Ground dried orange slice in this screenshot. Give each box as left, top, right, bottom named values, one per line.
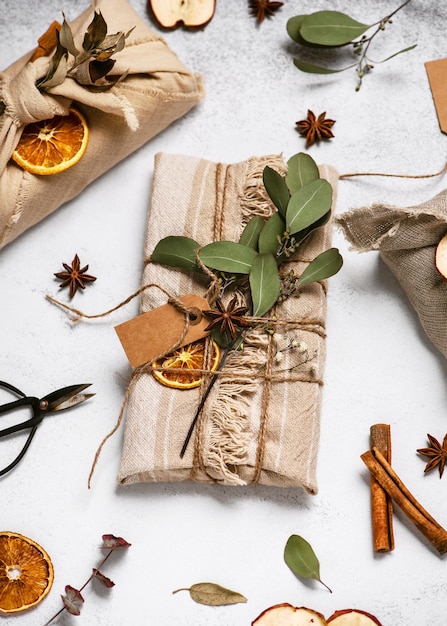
left=152, top=338, right=221, bottom=389
left=0, top=531, right=54, bottom=614
left=12, top=108, right=89, bottom=175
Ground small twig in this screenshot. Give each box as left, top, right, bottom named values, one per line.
left=180, top=344, right=232, bottom=459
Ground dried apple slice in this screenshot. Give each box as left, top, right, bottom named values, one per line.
left=252, top=603, right=328, bottom=625
left=148, top=0, right=216, bottom=29
left=435, top=233, right=447, bottom=280
left=327, top=608, right=383, bottom=626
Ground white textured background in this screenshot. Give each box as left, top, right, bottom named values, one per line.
left=2, top=1, right=447, bottom=625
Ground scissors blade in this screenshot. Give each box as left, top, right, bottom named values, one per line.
left=43, top=384, right=94, bottom=411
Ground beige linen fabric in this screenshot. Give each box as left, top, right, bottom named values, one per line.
left=337, top=192, right=447, bottom=358
left=0, top=0, right=204, bottom=249
left=117, top=153, right=338, bottom=493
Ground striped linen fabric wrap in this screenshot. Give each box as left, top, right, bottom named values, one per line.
left=118, top=152, right=338, bottom=492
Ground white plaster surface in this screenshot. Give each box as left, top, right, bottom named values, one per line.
left=1, top=1, right=447, bottom=625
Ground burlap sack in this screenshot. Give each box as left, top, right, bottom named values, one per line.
left=0, top=0, right=204, bottom=249
left=117, top=153, right=338, bottom=493
left=336, top=191, right=447, bottom=358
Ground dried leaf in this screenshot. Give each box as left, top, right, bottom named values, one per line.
left=297, top=247, right=343, bottom=287
left=95, top=32, right=127, bottom=58
left=62, top=585, right=84, bottom=616
left=101, top=534, right=131, bottom=550
left=300, top=10, right=370, bottom=46
left=88, top=58, right=116, bottom=82
left=286, top=179, right=332, bottom=235
left=258, top=213, right=285, bottom=256
left=263, top=166, right=290, bottom=216
left=93, top=568, right=115, bottom=588
left=151, top=236, right=201, bottom=272
left=83, top=9, right=108, bottom=51
left=285, top=153, right=320, bottom=195
left=199, top=241, right=257, bottom=274
left=249, top=253, right=281, bottom=317
left=36, top=38, right=68, bottom=88
left=239, top=216, right=265, bottom=249
left=173, top=582, right=247, bottom=606
left=59, top=14, right=79, bottom=57
left=284, top=535, right=332, bottom=592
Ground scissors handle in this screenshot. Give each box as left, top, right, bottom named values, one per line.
left=0, top=393, right=43, bottom=477
left=0, top=425, right=39, bottom=477
left=0, top=397, right=43, bottom=437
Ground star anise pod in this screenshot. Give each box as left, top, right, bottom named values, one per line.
left=417, top=433, right=447, bottom=478
left=54, top=254, right=96, bottom=299
left=248, top=0, right=284, bottom=24
left=203, top=296, right=250, bottom=341
left=295, top=110, right=336, bottom=148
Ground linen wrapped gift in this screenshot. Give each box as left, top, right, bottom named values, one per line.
left=117, top=153, right=339, bottom=493
left=0, top=0, right=204, bottom=249
left=337, top=190, right=447, bottom=359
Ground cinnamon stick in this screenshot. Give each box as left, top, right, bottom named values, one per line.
left=361, top=447, right=447, bottom=556
left=369, top=424, right=394, bottom=552
left=29, top=21, right=61, bottom=62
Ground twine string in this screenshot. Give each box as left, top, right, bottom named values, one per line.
left=340, top=161, right=447, bottom=180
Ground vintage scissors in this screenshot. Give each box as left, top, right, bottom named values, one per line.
left=0, top=380, right=94, bottom=477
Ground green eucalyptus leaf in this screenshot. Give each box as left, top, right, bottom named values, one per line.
left=287, top=15, right=339, bottom=48
left=286, top=179, right=332, bottom=235
left=211, top=327, right=244, bottom=350
left=285, top=153, right=320, bottom=195
left=297, top=247, right=343, bottom=287
left=258, top=213, right=285, bottom=256
left=151, top=236, right=201, bottom=272
left=173, top=583, right=247, bottom=606
left=239, top=216, right=265, bottom=250
left=374, top=43, right=417, bottom=64
left=199, top=241, right=257, bottom=274
left=293, top=58, right=348, bottom=74
left=300, top=11, right=370, bottom=46
left=263, top=166, right=290, bottom=216
left=60, top=14, right=79, bottom=57
left=284, top=535, right=332, bottom=592
left=293, top=210, right=331, bottom=248
left=249, top=253, right=281, bottom=317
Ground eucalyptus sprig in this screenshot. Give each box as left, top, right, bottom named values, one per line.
left=37, top=6, right=133, bottom=92
left=287, top=0, right=416, bottom=90
left=151, top=151, right=343, bottom=347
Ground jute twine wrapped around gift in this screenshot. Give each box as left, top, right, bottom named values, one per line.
left=336, top=190, right=447, bottom=358
left=0, top=0, right=204, bottom=249
left=117, top=153, right=338, bottom=492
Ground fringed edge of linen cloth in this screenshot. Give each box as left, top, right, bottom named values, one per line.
left=193, top=155, right=286, bottom=486
left=191, top=156, right=329, bottom=488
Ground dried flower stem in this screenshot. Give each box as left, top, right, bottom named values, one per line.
left=42, top=534, right=131, bottom=626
